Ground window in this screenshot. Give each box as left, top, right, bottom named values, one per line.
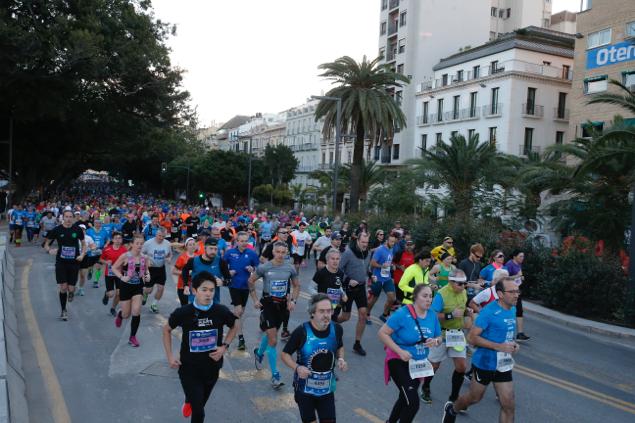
left=395, top=90, right=403, bottom=106
left=523, top=128, right=534, bottom=154
left=468, top=129, right=476, bottom=139
left=392, top=144, right=400, bottom=160
left=488, top=127, right=497, bottom=145
left=347, top=151, right=352, bottom=164
left=623, top=71, right=635, bottom=88
left=584, top=76, right=608, bottom=94
left=436, top=133, right=443, bottom=145
left=374, top=146, right=381, bottom=160
left=491, top=60, right=499, bottom=73
left=437, top=98, right=444, bottom=122
left=587, top=28, right=611, bottom=49
left=506, top=8, right=511, bottom=18
left=562, top=64, right=571, bottom=79
left=557, top=92, right=567, bottom=119
left=582, top=122, right=603, bottom=138
left=380, top=21, right=387, bottom=35
left=526, top=87, right=536, bottom=114
left=452, top=95, right=460, bottom=120
left=422, top=101, right=429, bottom=123
left=469, top=92, right=478, bottom=117
left=451, top=131, right=458, bottom=137
left=381, top=0, right=388, bottom=10
left=329, top=152, right=334, bottom=164
left=543, top=18, right=550, bottom=28
left=398, top=38, right=406, bottom=54
left=456, top=70, right=464, bottom=82
left=555, top=131, right=565, bottom=145
left=499, top=9, right=504, bottom=18
left=420, top=134, right=427, bottom=154
left=397, top=63, right=404, bottom=74
left=400, top=11, right=407, bottom=26
left=627, top=21, right=635, bottom=37
left=321, top=152, right=326, bottom=163
left=491, top=87, right=499, bottom=113
left=491, top=7, right=497, bottom=17
left=442, top=74, right=448, bottom=86
left=473, top=65, right=480, bottom=78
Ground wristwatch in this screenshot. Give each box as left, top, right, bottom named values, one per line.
left=221, top=342, right=230, bottom=349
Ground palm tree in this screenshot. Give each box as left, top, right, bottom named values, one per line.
left=408, top=133, right=513, bottom=219
left=587, top=79, right=635, bottom=115
left=339, top=159, right=385, bottom=210
left=315, top=56, right=408, bottom=212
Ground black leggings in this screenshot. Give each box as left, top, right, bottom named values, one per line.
left=177, top=288, right=189, bottom=306
left=387, top=359, right=420, bottom=423
left=179, top=365, right=219, bottom=423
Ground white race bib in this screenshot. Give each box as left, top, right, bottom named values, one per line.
left=270, top=280, right=288, bottom=298
left=445, top=330, right=466, bottom=348
left=496, top=352, right=514, bottom=372
left=408, top=359, right=434, bottom=379
left=380, top=265, right=391, bottom=278
left=304, top=371, right=332, bottom=396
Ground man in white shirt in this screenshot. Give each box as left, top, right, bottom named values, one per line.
left=291, top=221, right=313, bottom=273
left=311, top=227, right=333, bottom=268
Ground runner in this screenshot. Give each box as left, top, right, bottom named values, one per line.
left=163, top=271, right=239, bottom=423
left=311, top=249, right=347, bottom=318
left=317, top=231, right=341, bottom=270
left=39, top=210, right=57, bottom=247
left=121, top=212, right=138, bottom=245
left=77, top=224, right=97, bottom=296
left=393, top=239, right=416, bottom=306
left=281, top=293, right=348, bottom=423
left=43, top=209, right=86, bottom=321
left=431, top=236, right=457, bottom=264
left=257, top=216, right=273, bottom=255
left=100, top=231, right=127, bottom=316
left=181, top=238, right=230, bottom=305
left=479, top=250, right=505, bottom=287
left=11, top=204, right=24, bottom=247
left=111, top=233, right=151, bottom=347
left=173, top=237, right=197, bottom=306
left=223, top=231, right=260, bottom=351
left=442, top=277, right=520, bottom=423
left=429, top=253, right=456, bottom=290
left=291, top=221, right=313, bottom=272
left=469, top=269, right=509, bottom=313
left=141, top=227, right=173, bottom=312
left=397, top=250, right=432, bottom=305
left=368, top=233, right=398, bottom=323
left=422, top=269, right=473, bottom=404
left=505, top=250, right=530, bottom=341
left=338, top=232, right=372, bottom=356
left=310, top=227, right=332, bottom=268
left=249, top=241, right=300, bottom=389
left=458, top=244, right=485, bottom=305
left=86, top=219, right=110, bottom=288
left=142, top=214, right=162, bottom=241
left=378, top=284, right=441, bottom=423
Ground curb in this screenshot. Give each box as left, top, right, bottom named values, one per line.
left=524, top=300, right=635, bottom=341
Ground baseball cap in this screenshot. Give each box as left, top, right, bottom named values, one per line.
left=204, top=238, right=218, bottom=246
left=331, top=232, right=342, bottom=240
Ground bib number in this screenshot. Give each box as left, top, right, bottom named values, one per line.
left=496, top=352, right=514, bottom=372
left=326, top=288, right=341, bottom=308
left=304, top=371, right=332, bottom=396
left=445, top=330, right=466, bottom=348
left=189, top=329, right=218, bottom=353
left=408, top=359, right=434, bottom=379
left=380, top=265, right=391, bottom=278
left=270, top=280, right=288, bottom=298
left=60, top=246, right=76, bottom=259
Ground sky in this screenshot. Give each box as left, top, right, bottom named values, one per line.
left=151, top=0, right=583, bottom=127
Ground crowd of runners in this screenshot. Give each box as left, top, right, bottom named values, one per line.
left=6, top=188, right=528, bottom=423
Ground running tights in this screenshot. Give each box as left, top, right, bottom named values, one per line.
left=387, top=359, right=420, bottom=423
left=179, top=365, right=219, bottom=423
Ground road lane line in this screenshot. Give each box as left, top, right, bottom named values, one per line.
left=354, top=408, right=384, bottom=423
left=20, top=259, right=73, bottom=423
left=516, top=366, right=635, bottom=415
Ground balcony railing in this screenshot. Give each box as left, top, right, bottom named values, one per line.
left=319, top=163, right=334, bottom=170
left=416, top=115, right=430, bottom=126
left=554, top=107, right=570, bottom=121
left=483, top=103, right=502, bottom=117
left=521, top=103, right=544, bottom=118
left=388, top=22, right=398, bottom=36
left=445, top=110, right=461, bottom=122
left=386, top=48, right=397, bottom=61
left=460, top=107, right=480, bottom=120
left=518, top=145, right=542, bottom=156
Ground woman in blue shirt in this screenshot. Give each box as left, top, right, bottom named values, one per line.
left=379, top=284, right=441, bottom=423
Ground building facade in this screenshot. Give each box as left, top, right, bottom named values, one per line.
left=415, top=27, right=574, bottom=156
left=284, top=101, right=322, bottom=187
left=568, top=0, right=635, bottom=138
left=378, top=0, right=554, bottom=164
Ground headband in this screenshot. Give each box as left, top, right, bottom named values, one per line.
left=449, top=276, right=467, bottom=282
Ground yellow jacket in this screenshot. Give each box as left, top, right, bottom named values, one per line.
left=398, top=263, right=429, bottom=304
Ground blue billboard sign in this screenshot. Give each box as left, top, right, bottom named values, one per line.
left=586, top=41, right=635, bottom=70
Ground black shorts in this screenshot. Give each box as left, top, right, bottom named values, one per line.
left=292, top=254, right=304, bottom=265
left=229, top=288, right=250, bottom=308
left=294, top=391, right=336, bottom=423
left=119, top=282, right=143, bottom=301
left=342, top=287, right=368, bottom=313
left=259, top=298, right=287, bottom=331
left=87, top=255, right=100, bottom=267
left=55, top=260, right=80, bottom=285
left=516, top=295, right=523, bottom=317
left=471, top=365, right=513, bottom=386
left=145, top=266, right=167, bottom=287
left=105, top=276, right=120, bottom=292
left=79, top=256, right=91, bottom=269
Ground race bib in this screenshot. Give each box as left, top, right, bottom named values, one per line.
left=445, top=330, right=466, bottom=348
left=326, top=288, right=341, bottom=307
left=408, top=359, right=434, bottom=379
left=153, top=250, right=165, bottom=261
left=496, top=352, right=514, bottom=372
left=171, top=227, right=178, bottom=233
left=380, top=265, right=391, bottom=278
left=60, top=246, right=76, bottom=259
left=189, top=329, right=218, bottom=353
left=270, top=280, right=288, bottom=298
left=304, top=371, right=332, bottom=396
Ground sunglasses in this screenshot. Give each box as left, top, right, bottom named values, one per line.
left=454, top=282, right=467, bottom=286
left=278, top=231, right=288, bottom=234
left=496, top=254, right=504, bottom=258
left=474, top=254, right=483, bottom=259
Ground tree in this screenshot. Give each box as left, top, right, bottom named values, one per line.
left=408, top=133, right=514, bottom=219
left=367, top=169, right=420, bottom=214
left=587, top=79, right=635, bottom=115
left=339, top=159, right=384, bottom=210
left=315, top=56, right=408, bottom=212
left=263, top=144, right=298, bottom=187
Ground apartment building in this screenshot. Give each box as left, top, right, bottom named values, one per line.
left=415, top=26, right=574, bottom=156
left=377, top=0, right=553, bottom=164
left=284, top=101, right=322, bottom=187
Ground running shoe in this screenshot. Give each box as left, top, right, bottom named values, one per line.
left=68, top=292, right=75, bottom=302
left=150, top=303, right=159, bottom=313
left=142, top=293, right=148, bottom=306
left=366, top=318, right=372, bottom=325
left=128, top=336, right=140, bottom=347
left=181, top=402, right=192, bottom=418
left=110, top=307, right=117, bottom=317
left=78, top=287, right=85, bottom=296
left=516, top=333, right=530, bottom=341
left=379, top=314, right=388, bottom=323
left=254, top=348, right=264, bottom=370
left=237, top=337, right=246, bottom=351
left=102, top=293, right=108, bottom=306
left=60, top=310, right=68, bottom=321
left=421, top=386, right=432, bottom=404
left=88, top=269, right=93, bottom=280
left=442, top=401, right=457, bottom=423
left=281, top=329, right=290, bottom=342
left=271, top=372, right=284, bottom=390
left=353, top=343, right=367, bottom=356
left=115, top=312, right=122, bottom=328
left=93, top=281, right=99, bottom=288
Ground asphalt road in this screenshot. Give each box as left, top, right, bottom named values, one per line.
left=11, top=242, right=635, bottom=423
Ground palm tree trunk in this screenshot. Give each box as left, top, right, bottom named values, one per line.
left=349, top=123, right=365, bottom=213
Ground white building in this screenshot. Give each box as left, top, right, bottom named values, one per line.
left=415, top=26, right=574, bottom=156
left=549, top=10, right=577, bottom=34
left=284, top=101, right=323, bottom=187
left=378, top=0, right=553, bottom=164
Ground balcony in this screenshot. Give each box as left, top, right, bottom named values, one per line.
left=386, top=48, right=398, bottom=62
left=297, top=165, right=318, bottom=173
left=483, top=103, right=502, bottom=117
left=521, top=103, right=544, bottom=118
left=518, top=145, right=542, bottom=156
left=388, top=21, right=398, bottom=36
left=554, top=107, right=570, bottom=122
left=389, top=0, right=399, bottom=10
left=416, top=114, right=430, bottom=126
left=445, top=110, right=461, bottom=122
left=319, top=163, right=334, bottom=170
left=460, top=107, right=480, bottom=120
left=380, top=154, right=392, bottom=164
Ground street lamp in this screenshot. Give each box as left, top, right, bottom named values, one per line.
left=1, top=116, right=13, bottom=207
left=311, top=95, right=341, bottom=213
left=234, top=133, right=253, bottom=210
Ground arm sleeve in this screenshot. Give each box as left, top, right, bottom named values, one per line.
left=182, top=258, right=194, bottom=282
left=398, top=266, right=416, bottom=294
left=220, top=259, right=231, bottom=279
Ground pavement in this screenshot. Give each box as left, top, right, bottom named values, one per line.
left=6, top=239, right=635, bottom=423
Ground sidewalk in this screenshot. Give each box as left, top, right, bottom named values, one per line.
left=524, top=300, right=635, bottom=341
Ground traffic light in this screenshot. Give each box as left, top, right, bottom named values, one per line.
left=161, top=162, right=167, bottom=173
left=199, top=192, right=204, bottom=199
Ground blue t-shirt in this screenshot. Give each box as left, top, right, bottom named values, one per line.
left=387, top=305, right=441, bottom=360
left=223, top=247, right=260, bottom=290
left=259, top=222, right=273, bottom=240
left=479, top=264, right=500, bottom=286
left=372, top=244, right=394, bottom=282
left=86, top=228, right=110, bottom=250
left=471, top=301, right=516, bottom=371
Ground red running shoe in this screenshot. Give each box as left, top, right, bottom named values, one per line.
left=182, top=402, right=192, bottom=418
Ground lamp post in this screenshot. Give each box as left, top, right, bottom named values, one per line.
left=311, top=95, right=341, bottom=213
left=235, top=134, right=253, bottom=210
left=0, top=116, right=13, bottom=208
